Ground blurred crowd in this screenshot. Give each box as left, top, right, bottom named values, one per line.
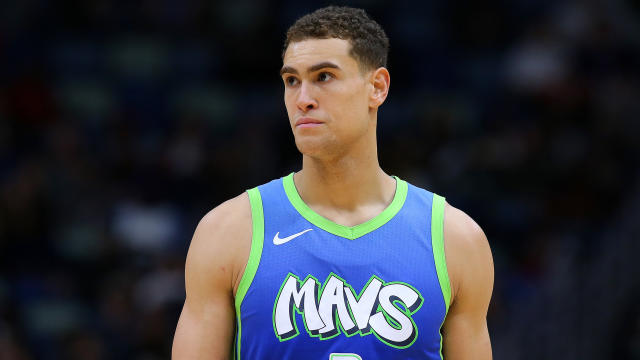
left=1, top=0, right=639, bottom=359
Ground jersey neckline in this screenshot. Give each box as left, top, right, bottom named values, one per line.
left=282, top=172, right=408, bottom=240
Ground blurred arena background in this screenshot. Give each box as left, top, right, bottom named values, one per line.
left=1, top=0, right=639, bottom=359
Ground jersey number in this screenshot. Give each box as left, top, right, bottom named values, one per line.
left=329, top=354, right=362, bottom=360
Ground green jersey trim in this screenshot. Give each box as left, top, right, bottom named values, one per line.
left=234, top=187, right=265, bottom=360
left=282, top=172, right=408, bottom=240
left=431, top=193, right=450, bottom=360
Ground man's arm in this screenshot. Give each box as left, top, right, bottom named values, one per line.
left=172, top=193, right=252, bottom=359
left=441, top=203, right=494, bottom=360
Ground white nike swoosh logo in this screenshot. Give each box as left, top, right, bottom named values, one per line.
left=273, top=229, right=313, bottom=245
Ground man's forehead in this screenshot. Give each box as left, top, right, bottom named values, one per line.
left=282, top=38, right=355, bottom=70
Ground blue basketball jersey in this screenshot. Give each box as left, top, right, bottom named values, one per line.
left=234, top=173, right=451, bottom=360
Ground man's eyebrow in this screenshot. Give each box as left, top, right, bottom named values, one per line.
left=308, top=61, right=341, bottom=73
left=279, top=61, right=341, bottom=76
left=279, top=66, right=298, bottom=76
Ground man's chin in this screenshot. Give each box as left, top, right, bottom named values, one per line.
left=295, top=138, right=334, bottom=159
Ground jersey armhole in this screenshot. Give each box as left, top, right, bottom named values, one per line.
left=234, top=187, right=265, bottom=360
left=235, top=187, right=264, bottom=308
left=431, top=194, right=452, bottom=315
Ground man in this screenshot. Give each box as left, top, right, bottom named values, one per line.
left=172, top=6, right=493, bottom=360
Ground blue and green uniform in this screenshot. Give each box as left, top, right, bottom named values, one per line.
left=234, top=173, right=451, bottom=360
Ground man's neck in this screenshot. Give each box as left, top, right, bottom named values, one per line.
left=293, top=145, right=396, bottom=226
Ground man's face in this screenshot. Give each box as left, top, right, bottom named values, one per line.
left=281, top=38, right=374, bottom=159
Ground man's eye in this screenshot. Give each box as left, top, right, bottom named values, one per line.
left=318, top=72, right=333, bottom=82
left=285, top=77, right=298, bottom=86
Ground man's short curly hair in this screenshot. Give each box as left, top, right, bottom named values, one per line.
left=283, top=6, right=389, bottom=72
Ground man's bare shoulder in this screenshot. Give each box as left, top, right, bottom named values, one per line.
left=443, top=202, right=494, bottom=305
left=196, top=192, right=252, bottom=242
left=186, top=192, right=252, bottom=294
left=443, top=202, right=488, bottom=251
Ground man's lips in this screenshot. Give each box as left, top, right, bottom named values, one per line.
left=295, top=117, right=324, bottom=128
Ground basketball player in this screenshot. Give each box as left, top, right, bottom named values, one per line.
left=172, top=6, right=493, bottom=360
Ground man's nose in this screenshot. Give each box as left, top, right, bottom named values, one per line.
left=296, top=82, right=318, bottom=112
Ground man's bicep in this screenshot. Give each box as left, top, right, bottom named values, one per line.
left=173, top=292, right=236, bottom=359
left=442, top=302, right=492, bottom=360
left=172, top=200, right=249, bottom=359
left=441, top=204, right=494, bottom=360
left=441, top=248, right=493, bottom=360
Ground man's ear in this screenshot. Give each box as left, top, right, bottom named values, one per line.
left=369, top=67, right=390, bottom=108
